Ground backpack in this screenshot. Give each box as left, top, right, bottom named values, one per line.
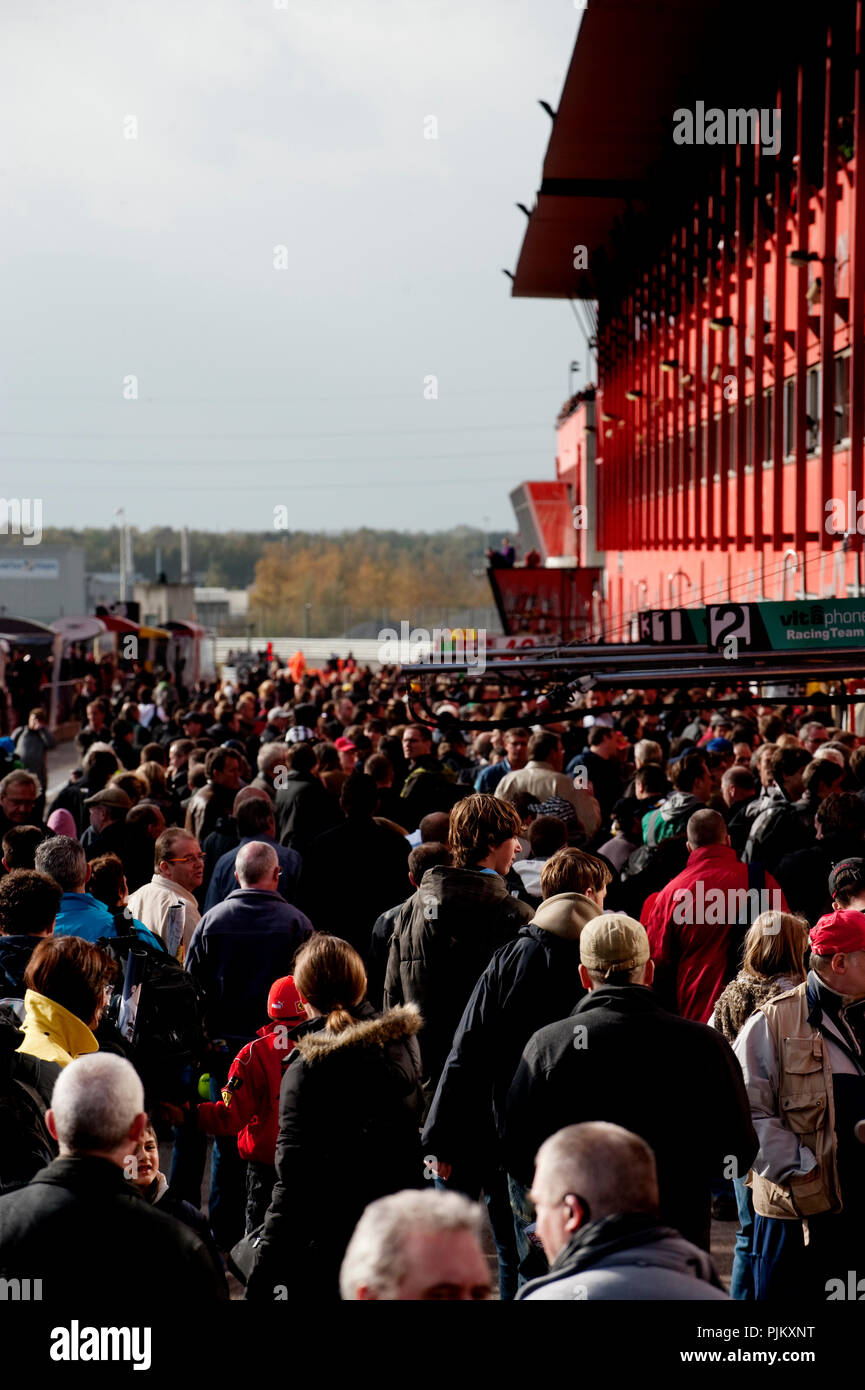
left=99, top=918, right=204, bottom=1078
left=0, top=1074, right=56, bottom=1192
left=0, top=1017, right=57, bottom=1192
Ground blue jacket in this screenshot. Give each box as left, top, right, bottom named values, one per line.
left=473, top=759, right=511, bottom=794
left=203, top=836, right=302, bottom=913
left=53, top=892, right=162, bottom=951
left=185, top=888, right=314, bottom=1045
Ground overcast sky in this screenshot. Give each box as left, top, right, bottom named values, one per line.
left=1, top=0, right=587, bottom=537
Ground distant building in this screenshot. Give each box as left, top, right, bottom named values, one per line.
left=87, top=571, right=135, bottom=611
left=134, top=581, right=196, bottom=626
left=194, top=587, right=249, bottom=628
left=0, top=546, right=86, bottom=622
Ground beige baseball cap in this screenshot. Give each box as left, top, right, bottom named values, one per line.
left=579, top=912, right=650, bottom=975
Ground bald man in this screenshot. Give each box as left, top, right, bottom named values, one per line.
left=186, top=842, right=314, bottom=1048
left=644, top=809, right=787, bottom=1022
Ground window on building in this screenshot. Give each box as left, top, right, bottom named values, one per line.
left=728, top=405, right=737, bottom=475
left=784, top=379, right=795, bottom=458
left=806, top=368, right=820, bottom=455
left=744, top=397, right=754, bottom=472
left=835, top=354, right=851, bottom=445
left=764, top=387, right=774, bottom=464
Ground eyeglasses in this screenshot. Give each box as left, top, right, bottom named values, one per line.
left=166, top=853, right=204, bottom=864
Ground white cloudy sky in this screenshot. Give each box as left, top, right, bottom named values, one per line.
left=1, top=0, right=587, bottom=535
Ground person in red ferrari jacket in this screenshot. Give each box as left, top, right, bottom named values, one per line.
left=644, top=809, right=787, bottom=1023
left=196, top=975, right=307, bottom=1232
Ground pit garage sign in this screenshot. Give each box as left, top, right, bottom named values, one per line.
left=706, top=601, right=865, bottom=652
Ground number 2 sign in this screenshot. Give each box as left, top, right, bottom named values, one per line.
left=707, top=604, right=754, bottom=655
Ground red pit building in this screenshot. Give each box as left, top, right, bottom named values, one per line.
left=497, top=0, right=865, bottom=642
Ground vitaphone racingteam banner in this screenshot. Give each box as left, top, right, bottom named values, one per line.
left=638, top=602, right=865, bottom=652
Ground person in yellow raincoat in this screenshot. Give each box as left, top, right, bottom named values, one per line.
left=16, top=935, right=114, bottom=1068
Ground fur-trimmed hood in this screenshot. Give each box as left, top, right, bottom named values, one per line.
left=294, top=1004, right=422, bottom=1064
left=711, top=971, right=799, bottom=1044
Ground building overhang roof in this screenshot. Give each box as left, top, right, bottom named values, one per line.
left=511, top=0, right=781, bottom=299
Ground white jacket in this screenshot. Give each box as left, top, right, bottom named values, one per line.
left=127, top=875, right=201, bottom=960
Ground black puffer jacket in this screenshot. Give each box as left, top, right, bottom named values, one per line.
left=384, top=865, right=533, bottom=1102
left=246, top=1002, right=424, bottom=1301
left=742, top=783, right=811, bottom=869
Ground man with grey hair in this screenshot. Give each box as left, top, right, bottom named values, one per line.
left=340, top=1189, right=492, bottom=1301
left=0, top=769, right=46, bottom=838
left=634, top=738, right=663, bottom=768
left=504, top=913, right=756, bottom=1251
left=36, top=835, right=161, bottom=949
left=250, top=740, right=288, bottom=802
left=187, top=841, right=313, bottom=1046
left=518, top=1122, right=728, bottom=1300
left=0, top=1054, right=226, bottom=1300
left=185, top=839, right=313, bottom=1250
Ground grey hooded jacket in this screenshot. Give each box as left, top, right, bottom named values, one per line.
left=518, top=1213, right=729, bottom=1301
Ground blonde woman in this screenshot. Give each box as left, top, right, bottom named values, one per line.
left=246, top=935, right=424, bottom=1301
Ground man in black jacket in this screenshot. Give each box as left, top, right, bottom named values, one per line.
left=424, top=848, right=608, bottom=1181
left=384, top=794, right=533, bottom=1106
left=0, top=869, right=61, bottom=998
left=274, top=741, right=341, bottom=857
left=298, top=774, right=410, bottom=954
left=398, top=725, right=465, bottom=832
left=0, top=1052, right=226, bottom=1301
left=742, top=745, right=812, bottom=869
left=504, top=912, right=757, bottom=1251
left=422, top=848, right=607, bottom=1299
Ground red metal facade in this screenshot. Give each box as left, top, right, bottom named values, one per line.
left=509, top=1, right=865, bottom=640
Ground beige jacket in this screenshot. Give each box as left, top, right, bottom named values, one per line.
left=495, top=760, right=601, bottom=840
left=735, top=982, right=844, bottom=1219
left=127, top=874, right=201, bottom=960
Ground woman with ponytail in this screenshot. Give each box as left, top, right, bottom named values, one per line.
left=246, top=935, right=424, bottom=1300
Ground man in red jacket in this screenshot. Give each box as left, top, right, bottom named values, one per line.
left=644, top=809, right=787, bottom=1023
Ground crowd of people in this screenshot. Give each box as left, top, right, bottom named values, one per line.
left=0, top=654, right=864, bottom=1303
